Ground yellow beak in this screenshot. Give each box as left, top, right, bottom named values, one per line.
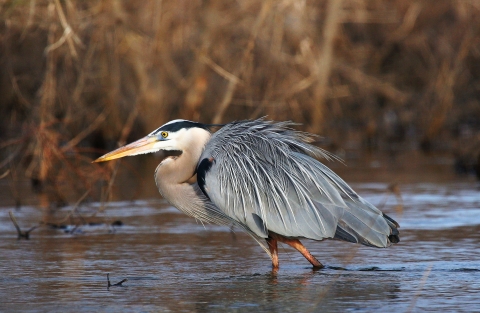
left=93, top=136, right=158, bottom=163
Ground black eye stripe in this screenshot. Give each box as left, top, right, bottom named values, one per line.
left=151, top=121, right=210, bottom=134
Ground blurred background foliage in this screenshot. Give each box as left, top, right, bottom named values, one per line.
left=1, top=0, right=479, bottom=208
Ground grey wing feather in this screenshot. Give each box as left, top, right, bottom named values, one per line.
left=179, top=182, right=273, bottom=256
left=198, top=119, right=398, bottom=247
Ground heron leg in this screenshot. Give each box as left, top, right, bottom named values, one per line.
left=270, top=233, right=324, bottom=269
left=266, top=236, right=279, bottom=270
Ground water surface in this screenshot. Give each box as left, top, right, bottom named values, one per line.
left=1, top=178, right=479, bottom=312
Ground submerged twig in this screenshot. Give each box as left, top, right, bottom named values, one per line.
left=9, top=211, right=38, bottom=239
left=107, top=273, right=128, bottom=289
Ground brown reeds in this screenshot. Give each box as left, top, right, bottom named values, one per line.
left=1, top=0, right=480, bottom=207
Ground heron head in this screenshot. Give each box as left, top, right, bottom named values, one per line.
left=93, top=119, right=212, bottom=163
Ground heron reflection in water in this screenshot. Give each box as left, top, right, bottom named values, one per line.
left=94, top=119, right=399, bottom=270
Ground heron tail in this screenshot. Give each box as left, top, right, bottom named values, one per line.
left=333, top=200, right=400, bottom=247
left=383, top=213, right=400, bottom=244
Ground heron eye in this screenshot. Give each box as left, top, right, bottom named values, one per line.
left=161, top=131, right=168, bottom=138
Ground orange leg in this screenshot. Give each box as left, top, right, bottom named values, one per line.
left=266, top=237, right=279, bottom=270
left=269, top=232, right=324, bottom=269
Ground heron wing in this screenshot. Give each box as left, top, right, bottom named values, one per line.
left=198, top=119, right=396, bottom=247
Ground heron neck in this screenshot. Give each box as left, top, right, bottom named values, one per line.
left=154, top=128, right=211, bottom=198
left=154, top=147, right=207, bottom=213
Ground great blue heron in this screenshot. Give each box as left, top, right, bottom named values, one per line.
left=94, top=119, right=399, bottom=269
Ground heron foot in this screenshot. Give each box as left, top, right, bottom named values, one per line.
left=268, top=232, right=324, bottom=269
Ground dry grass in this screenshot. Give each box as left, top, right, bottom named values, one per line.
left=1, top=0, right=480, bottom=207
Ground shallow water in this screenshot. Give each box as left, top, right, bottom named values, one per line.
left=1, top=178, right=480, bottom=312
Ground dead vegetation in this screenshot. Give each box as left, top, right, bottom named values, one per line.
left=1, top=0, right=480, bottom=207
left=8, top=210, right=37, bottom=239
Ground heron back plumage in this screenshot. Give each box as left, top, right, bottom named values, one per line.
left=197, top=119, right=399, bottom=248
